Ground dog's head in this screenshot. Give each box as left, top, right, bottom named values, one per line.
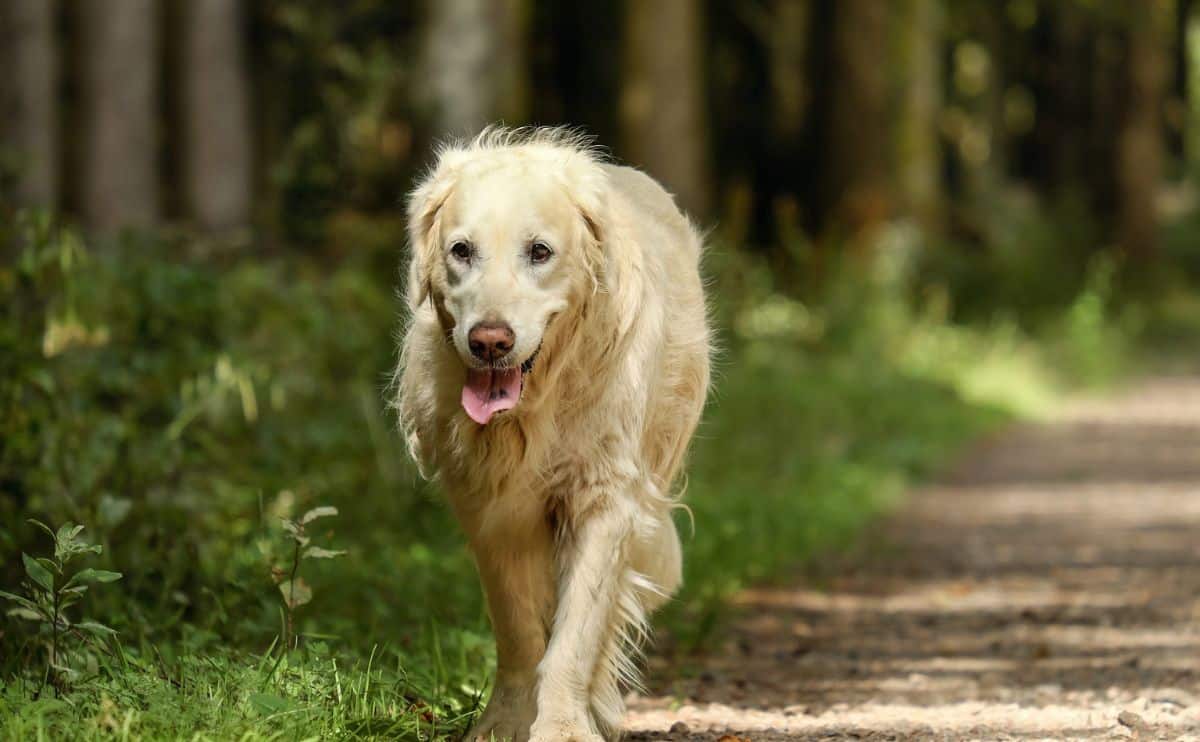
left=405, top=129, right=614, bottom=425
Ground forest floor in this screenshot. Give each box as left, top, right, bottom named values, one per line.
left=625, top=375, right=1200, bottom=741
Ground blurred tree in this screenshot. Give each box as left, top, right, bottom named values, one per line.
left=823, top=0, right=891, bottom=240
left=181, top=0, right=253, bottom=233
left=763, top=0, right=812, bottom=241
left=1043, top=3, right=1092, bottom=197
left=1190, top=1, right=1200, bottom=165
left=943, top=0, right=1012, bottom=239
left=763, top=0, right=811, bottom=149
left=0, top=0, right=58, bottom=209
left=530, top=2, right=621, bottom=145
left=893, top=0, right=945, bottom=230
left=0, top=0, right=1189, bottom=263
left=252, top=0, right=417, bottom=248
left=975, top=3, right=1012, bottom=190
left=79, top=0, right=160, bottom=232
left=620, top=0, right=712, bottom=218
left=1170, top=0, right=1193, bottom=162
left=1117, top=0, right=1175, bottom=258
left=418, top=0, right=529, bottom=138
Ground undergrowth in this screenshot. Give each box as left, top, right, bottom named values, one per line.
left=0, top=209, right=1147, bottom=739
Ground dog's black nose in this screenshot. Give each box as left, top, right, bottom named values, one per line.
left=469, top=321, right=515, bottom=362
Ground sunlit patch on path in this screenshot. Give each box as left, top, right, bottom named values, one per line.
left=626, top=376, right=1200, bottom=740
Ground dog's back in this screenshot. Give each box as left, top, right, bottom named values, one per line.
left=604, top=163, right=711, bottom=497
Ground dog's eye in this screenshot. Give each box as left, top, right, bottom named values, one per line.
left=529, top=241, right=553, bottom=264
left=449, top=240, right=473, bottom=263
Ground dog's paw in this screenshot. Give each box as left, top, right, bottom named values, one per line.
left=466, top=715, right=532, bottom=742
left=527, top=717, right=604, bottom=742
left=465, top=721, right=528, bottom=742
left=466, top=693, right=537, bottom=742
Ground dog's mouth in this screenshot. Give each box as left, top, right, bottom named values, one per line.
left=460, top=347, right=540, bottom=425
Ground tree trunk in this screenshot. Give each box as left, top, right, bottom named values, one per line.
left=1169, top=0, right=1192, bottom=162
left=620, top=0, right=712, bottom=218
left=893, top=0, right=944, bottom=230
left=823, top=0, right=891, bottom=239
left=1117, top=0, right=1174, bottom=259
left=180, top=0, right=252, bottom=233
left=1045, top=5, right=1091, bottom=196
left=765, top=0, right=811, bottom=147
left=79, top=0, right=160, bottom=232
left=0, top=0, right=59, bottom=209
left=419, top=0, right=529, bottom=139
left=763, top=0, right=811, bottom=241
left=1186, top=0, right=1200, bottom=166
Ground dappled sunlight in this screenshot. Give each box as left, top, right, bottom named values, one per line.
left=628, top=700, right=1197, bottom=738
left=737, top=579, right=1147, bottom=615
left=630, top=375, right=1200, bottom=738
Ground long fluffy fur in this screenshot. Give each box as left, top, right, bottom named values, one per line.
left=394, top=126, right=711, bottom=740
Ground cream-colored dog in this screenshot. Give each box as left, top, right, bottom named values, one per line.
left=394, top=127, right=710, bottom=741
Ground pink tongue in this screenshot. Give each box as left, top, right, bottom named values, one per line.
left=461, top=367, right=523, bottom=424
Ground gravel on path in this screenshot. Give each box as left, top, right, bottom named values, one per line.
left=625, top=377, right=1200, bottom=741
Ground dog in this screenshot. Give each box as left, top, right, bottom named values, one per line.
left=394, top=127, right=710, bottom=741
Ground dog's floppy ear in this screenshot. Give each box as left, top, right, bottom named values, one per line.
left=405, top=155, right=461, bottom=310
left=572, top=172, right=644, bottom=341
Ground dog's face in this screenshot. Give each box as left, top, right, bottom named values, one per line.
left=410, top=161, right=599, bottom=425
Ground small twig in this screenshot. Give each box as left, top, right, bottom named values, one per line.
left=34, top=588, right=61, bottom=699
left=286, top=536, right=301, bottom=651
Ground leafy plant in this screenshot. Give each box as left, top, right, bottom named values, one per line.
left=273, top=505, right=346, bottom=651
left=0, top=520, right=122, bottom=697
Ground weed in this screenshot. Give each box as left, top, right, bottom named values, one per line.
left=273, top=506, right=346, bottom=651
left=0, top=521, right=122, bottom=697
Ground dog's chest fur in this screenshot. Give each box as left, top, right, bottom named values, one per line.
left=440, top=409, right=630, bottom=541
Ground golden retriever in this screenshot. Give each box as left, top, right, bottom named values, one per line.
left=394, top=127, right=710, bottom=741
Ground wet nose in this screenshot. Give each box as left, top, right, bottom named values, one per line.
left=468, top=321, right=515, bottom=362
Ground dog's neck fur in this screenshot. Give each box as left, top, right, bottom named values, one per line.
left=435, top=277, right=638, bottom=505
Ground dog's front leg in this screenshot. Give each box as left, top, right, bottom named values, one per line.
left=530, top=493, right=639, bottom=742
left=466, top=528, right=556, bottom=742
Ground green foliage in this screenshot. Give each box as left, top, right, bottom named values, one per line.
left=1163, top=174, right=1200, bottom=283
left=0, top=636, right=488, bottom=741
left=275, top=505, right=346, bottom=650
left=917, top=197, right=1108, bottom=326
left=0, top=211, right=425, bottom=649
left=1, top=210, right=487, bottom=736
left=1045, top=255, right=1141, bottom=384
left=1, top=520, right=122, bottom=698
left=257, top=1, right=418, bottom=246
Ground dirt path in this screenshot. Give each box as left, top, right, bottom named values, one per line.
left=625, top=376, right=1200, bottom=740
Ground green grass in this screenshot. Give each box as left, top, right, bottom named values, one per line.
left=0, top=214, right=1141, bottom=739
left=1, top=642, right=485, bottom=740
